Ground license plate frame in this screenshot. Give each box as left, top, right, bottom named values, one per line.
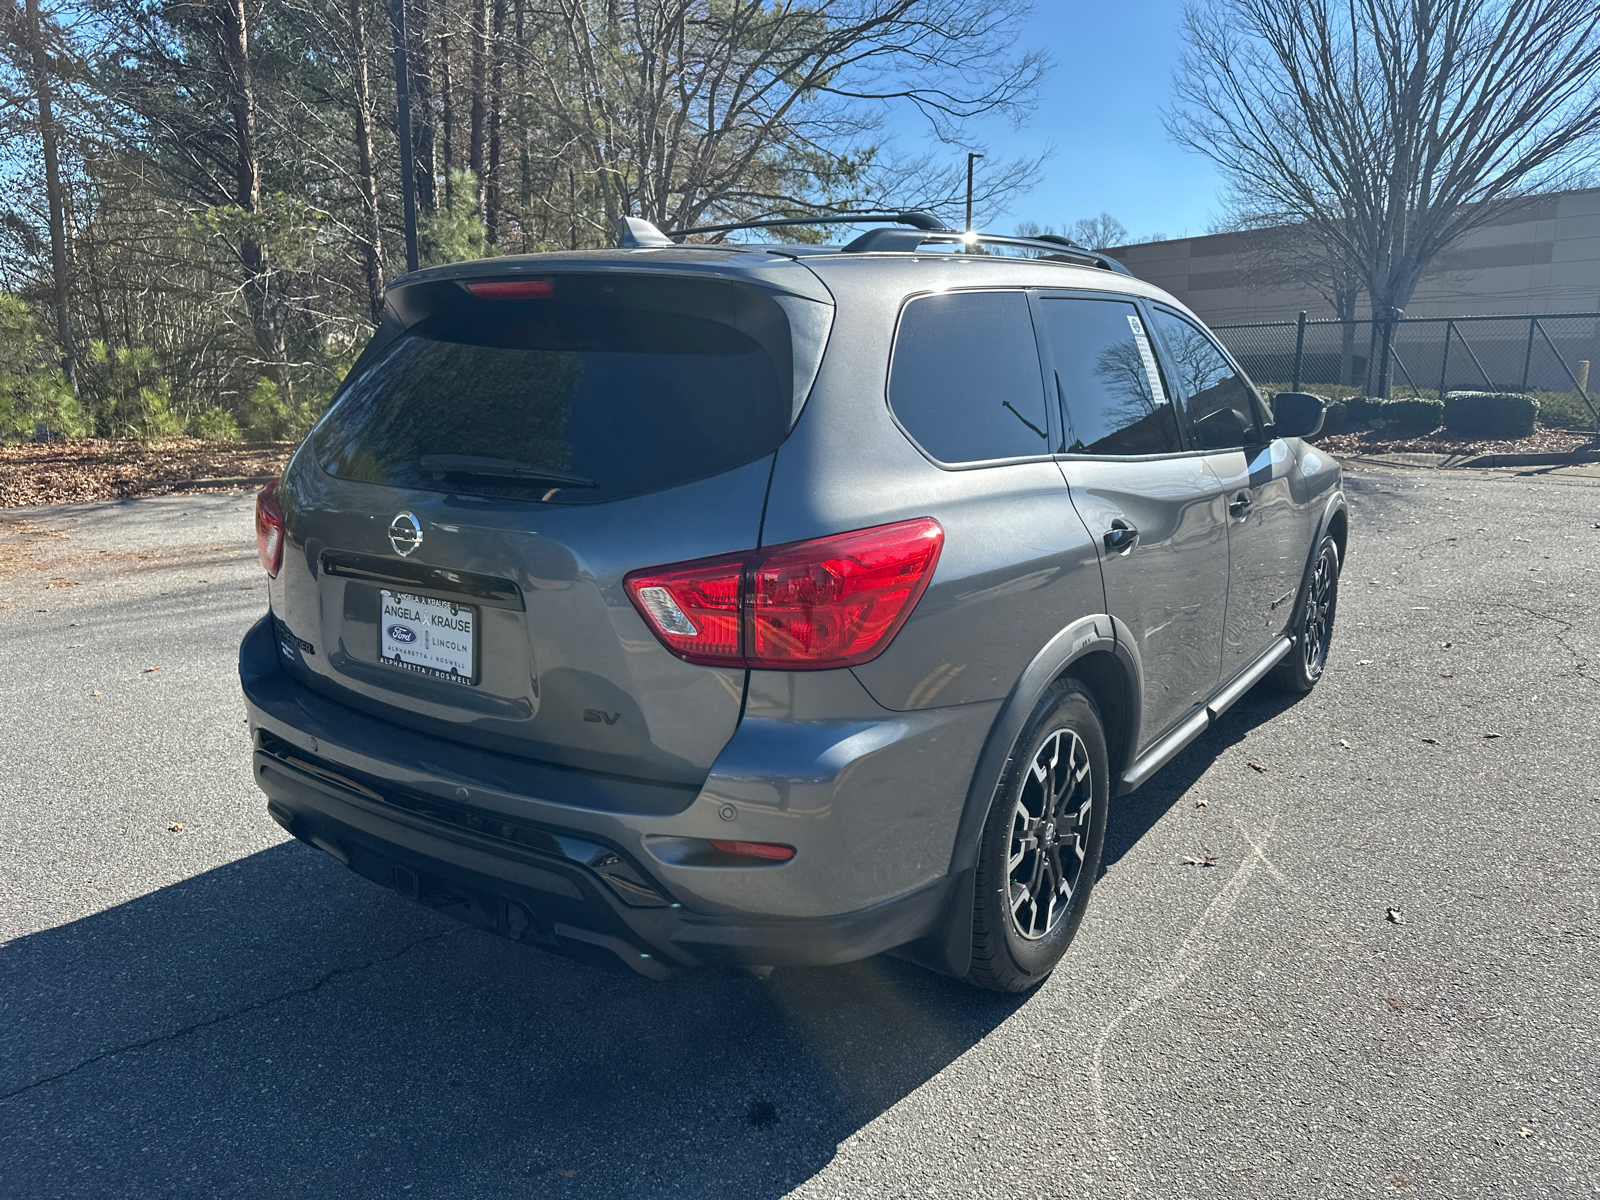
left=377, top=589, right=478, bottom=685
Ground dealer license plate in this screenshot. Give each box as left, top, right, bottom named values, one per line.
left=378, top=589, right=476, bottom=684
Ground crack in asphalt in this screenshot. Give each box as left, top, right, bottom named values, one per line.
left=0, top=928, right=463, bottom=1104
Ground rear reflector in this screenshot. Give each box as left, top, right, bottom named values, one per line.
left=465, top=279, right=553, bottom=299
left=255, top=479, right=285, bottom=577
left=624, top=517, right=943, bottom=669
left=709, top=840, right=796, bottom=862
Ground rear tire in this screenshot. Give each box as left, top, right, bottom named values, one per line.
left=1272, top=535, right=1340, bottom=694
left=965, top=680, right=1109, bottom=993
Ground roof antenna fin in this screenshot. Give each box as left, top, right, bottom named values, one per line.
left=617, top=216, right=674, bottom=249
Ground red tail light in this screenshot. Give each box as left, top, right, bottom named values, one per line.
left=624, top=518, right=943, bottom=670
left=255, top=479, right=285, bottom=578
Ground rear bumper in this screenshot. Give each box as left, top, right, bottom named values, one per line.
left=241, top=616, right=974, bottom=975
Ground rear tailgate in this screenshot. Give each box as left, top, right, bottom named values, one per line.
left=267, top=268, right=830, bottom=787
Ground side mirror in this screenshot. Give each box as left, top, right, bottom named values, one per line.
left=1193, top=406, right=1250, bottom=448
left=1272, top=392, right=1326, bottom=439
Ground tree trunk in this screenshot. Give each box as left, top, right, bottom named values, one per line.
left=215, top=0, right=289, bottom=401
left=350, top=0, right=385, bottom=323
left=22, top=0, right=77, bottom=398
left=408, top=0, right=436, bottom=212
left=483, top=0, right=505, bottom=243
left=440, top=5, right=454, bottom=209
left=468, top=0, right=487, bottom=214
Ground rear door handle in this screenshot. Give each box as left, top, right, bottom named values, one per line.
left=1229, top=492, right=1253, bottom=520
left=1104, top=520, right=1139, bottom=554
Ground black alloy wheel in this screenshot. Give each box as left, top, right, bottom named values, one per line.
left=967, top=680, right=1108, bottom=992
left=1006, top=727, right=1094, bottom=940
left=1273, top=535, right=1341, bottom=694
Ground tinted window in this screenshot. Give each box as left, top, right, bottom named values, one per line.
left=888, top=291, right=1050, bottom=463
left=314, top=276, right=796, bottom=504
left=1148, top=308, right=1261, bottom=450
left=1038, top=298, right=1182, bottom=456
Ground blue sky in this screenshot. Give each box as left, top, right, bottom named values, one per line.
left=882, top=0, right=1227, bottom=243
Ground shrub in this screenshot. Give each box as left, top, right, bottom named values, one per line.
left=0, top=294, right=87, bottom=441
left=1344, top=396, right=1442, bottom=433
left=1373, top=397, right=1443, bottom=433
left=1443, top=391, right=1539, bottom=440
left=1320, top=399, right=1348, bottom=434
left=191, top=407, right=241, bottom=441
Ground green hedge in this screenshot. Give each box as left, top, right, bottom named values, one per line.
left=1443, top=391, right=1539, bottom=439
left=1345, top=396, right=1443, bottom=433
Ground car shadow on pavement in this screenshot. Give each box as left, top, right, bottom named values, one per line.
left=1100, top=685, right=1305, bottom=872
left=1, top=839, right=1023, bottom=1199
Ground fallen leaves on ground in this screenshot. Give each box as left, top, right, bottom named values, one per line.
left=142, top=665, right=162, bottom=673
left=1314, top=427, right=1595, bottom=458
left=1182, top=853, right=1219, bottom=867
left=46, top=579, right=78, bottom=588
left=90, top=690, right=102, bottom=696
left=1193, top=796, right=1208, bottom=809
left=1386, top=907, right=1406, bottom=925
left=168, top=822, right=184, bottom=833
left=1338, top=738, right=1352, bottom=749
left=1, top=437, right=295, bottom=508
left=1248, top=761, right=1267, bottom=772
left=1483, top=732, right=1502, bottom=739
left=1382, top=996, right=1405, bottom=1012
left=554, top=1169, right=577, bottom=1178
left=1420, top=737, right=1438, bottom=744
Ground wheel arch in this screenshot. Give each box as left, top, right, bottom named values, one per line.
left=901, top=614, right=1139, bottom=979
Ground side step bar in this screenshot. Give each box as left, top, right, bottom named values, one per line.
left=1117, top=636, right=1293, bottom=794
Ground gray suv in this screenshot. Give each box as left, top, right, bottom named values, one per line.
left=241, top=213, right=1346, bottom=992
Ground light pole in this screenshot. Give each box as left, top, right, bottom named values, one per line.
left=965, top=152, right=984, bottom=236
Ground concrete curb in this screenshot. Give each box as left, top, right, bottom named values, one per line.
left=1340, top=451, right=1600, bottom=470
left=157, top=475, right=280, bottom=489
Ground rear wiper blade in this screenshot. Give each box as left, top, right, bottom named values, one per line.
left=419, top=454, right=596, bottom=488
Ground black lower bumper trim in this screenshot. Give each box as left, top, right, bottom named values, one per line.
left=255, top=751, right=956, bottom=976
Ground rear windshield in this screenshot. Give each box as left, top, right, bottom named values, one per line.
left=314, top=275, right=804, bottom=504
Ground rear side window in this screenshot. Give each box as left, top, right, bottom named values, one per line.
left=1147, top=307, right=1262, bottom=450
left=1038, top=297, right=1183, bottom=456
left=888, top=291, right=1051, bottom=463
left=314, top=275, right=800, bottom=504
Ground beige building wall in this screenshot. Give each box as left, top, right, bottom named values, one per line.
left=1103, top=187, right=1600, bottom=325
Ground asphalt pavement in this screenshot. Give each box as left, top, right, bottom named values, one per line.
left=1, top=466, right=1596, bottom=1199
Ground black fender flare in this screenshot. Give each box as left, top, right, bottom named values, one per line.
left=902, top=612, right=1140, bottom=979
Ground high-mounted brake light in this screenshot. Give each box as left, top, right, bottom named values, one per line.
left=465, top=279, right=553, bottom=300
left=255, top=479, right=286, bottom=578
left=624, top=518, right=943, bottom=670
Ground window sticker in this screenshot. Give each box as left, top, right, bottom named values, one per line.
left=1126, top=314, right=1168, bottom=404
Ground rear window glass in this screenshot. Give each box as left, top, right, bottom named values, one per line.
left=888, top=291, right=1051, bottom=463
left=314, top=275, right=799, bottom=504
left=1039, top=297, right=1183, bottom=456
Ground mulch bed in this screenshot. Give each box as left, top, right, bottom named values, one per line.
left=0, top=438, right=297, bottom=508
left=1312, top=426, right=1598, bottom=458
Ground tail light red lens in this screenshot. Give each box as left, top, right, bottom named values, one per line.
left=255, top=479, right=285, bottom=578
left=624, top=517, right=943, bottom=670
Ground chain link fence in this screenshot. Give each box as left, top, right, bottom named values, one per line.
left=1212, top=312, right=1600, bottom=429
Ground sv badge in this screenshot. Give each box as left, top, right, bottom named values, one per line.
left=583, top=709, right=621, bottom=725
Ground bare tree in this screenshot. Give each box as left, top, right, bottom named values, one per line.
left=523, top=0, right=1049, bottom=233
left=1169, top=0, right=1600, bottom=339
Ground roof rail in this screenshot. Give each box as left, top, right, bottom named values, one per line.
left=668, top=211, right=953, bottom=240
left=839, top=227, right=1131, bottom=275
